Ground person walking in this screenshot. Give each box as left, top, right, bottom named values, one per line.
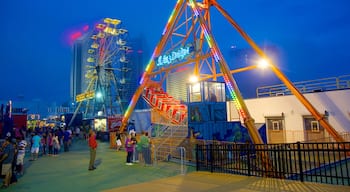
left=47, top=132, right=53, bottom=156
left=16, top=140, right=27, bottom=175
left=41, top=133, right=47, bottom=156
left=125, top=134, right=135, bottom=165
left=115, top=131, right=122, bottom=151
left=63, top=128, right=70, bottom=152
left=30, top=132, right=41, bottom=161
left=88, top=129, right=98, bottom=171
left=138, top=131, right=152, bottom=165
left=129, top=130, right=139, bottom=163
left=0, top=136, right=15, bottom=188
left=52, top=133, right=60, bottom=156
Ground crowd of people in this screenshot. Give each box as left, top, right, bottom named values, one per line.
left=0, top=125, right=85, bottom=189
left=0, top=123, right=154, bottom=189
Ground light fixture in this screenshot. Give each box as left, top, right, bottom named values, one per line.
left=96, top=92, right=102, bottom=99
left=189, top=75, right=199, bottom=83
left=257, top=58, right=270, bottom=69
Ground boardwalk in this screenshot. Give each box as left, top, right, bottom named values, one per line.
left=5, top=140, right=350, bottom=192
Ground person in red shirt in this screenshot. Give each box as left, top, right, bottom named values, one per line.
left=88, top=129, right=98, bottom=171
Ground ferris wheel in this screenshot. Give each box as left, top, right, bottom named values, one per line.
left=71, top=18, right=131, bottom=124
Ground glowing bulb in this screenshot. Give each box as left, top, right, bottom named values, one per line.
left=96, top=92, right=102, bottom=98
left=189, top=75, right=199, bottom=83
left=257, top=59, right=270, bottom=69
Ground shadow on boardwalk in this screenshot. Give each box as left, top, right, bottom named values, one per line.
left=4, top=140, right=350, bottom=192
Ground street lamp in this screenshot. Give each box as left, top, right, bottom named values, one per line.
left=257, top=58, right=270, bottom=69
left=189, top=75, right=199, bottom=83
left=96, top=92, right=103, bottom=99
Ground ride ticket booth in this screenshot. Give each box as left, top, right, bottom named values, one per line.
left=187, top=81, right=226, bottom=103
left=187, top=81, right=227, bottom=124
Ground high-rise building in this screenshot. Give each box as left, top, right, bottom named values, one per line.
left=70, top=39, right=84, bottom=102
left=125, top=36, right=148, bottom=110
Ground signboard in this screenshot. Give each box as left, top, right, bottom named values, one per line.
left=76, top=91, right=95, bottom=102
left=108, top=115, right=123, bottom=131
left=28, top=114, right=40, bottom=120
left=155, top=43, right=195, bottom=67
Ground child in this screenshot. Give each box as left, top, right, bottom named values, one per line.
left=16, top=140, right=27, bottom=175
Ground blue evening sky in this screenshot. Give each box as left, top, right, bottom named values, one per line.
left=1, top=0, right=349, bottom=106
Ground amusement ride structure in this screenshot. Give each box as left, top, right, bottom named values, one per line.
left=120, top=0, right=345, bottom=144
left=69, top=18, right=131, bottom=127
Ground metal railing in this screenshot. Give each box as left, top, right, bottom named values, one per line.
left=152, top=146, right=188, bottom=175
left=152, top=124, right=188, bottom=161
left=256, top=75, right=350, bottom=98
left=196, top=142, right=350, bottom=185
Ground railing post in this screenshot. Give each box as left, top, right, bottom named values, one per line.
left=297, top=142, right=304, bottom=182
left=153, top=145, right=157, bottom=166
left=178, top=147, right=186, bottom=175
left=247, top=143, right=251, bottom=176
left=210, top=144, right=214, bottom=173
left=196, top=144, right=199, bottom=171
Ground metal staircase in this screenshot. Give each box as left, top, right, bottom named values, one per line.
left=151, top=124, right=188, bottom=161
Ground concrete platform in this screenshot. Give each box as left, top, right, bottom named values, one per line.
left=6, top=140, right=350, bottom=192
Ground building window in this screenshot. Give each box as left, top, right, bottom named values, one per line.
left=266, top=117, right=284, bottom=131
left=188, top=82, right=202, bottom=102
left=272, top=121, right=280, bottom=131
left=311, top=121, right=320, bottom=132
left=303, top=116, right=324, bottom=132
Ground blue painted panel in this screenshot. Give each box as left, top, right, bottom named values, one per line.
left=209, top=103, right=227, bottom=122
left=258, top=124, right=267, bottom=144
left=188, top=104, right=267, bottom=143
left=188, top=103, right=210, bottom=123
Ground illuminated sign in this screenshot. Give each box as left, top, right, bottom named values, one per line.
left=76, top=91, right=95, bottom=102
left=29, top=114, right=40, bottom=120
left=156, top=43, right=194, bottom=67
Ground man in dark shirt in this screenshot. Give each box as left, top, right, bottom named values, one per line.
left=63, top=128, right=70, bottom=152
left=0, top=137, right=15, bottom=188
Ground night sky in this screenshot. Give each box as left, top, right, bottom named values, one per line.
left=1, top=0, right=350, bottom=108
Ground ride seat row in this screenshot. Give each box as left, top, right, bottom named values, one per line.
left=143, top=87, right=187, bottom=124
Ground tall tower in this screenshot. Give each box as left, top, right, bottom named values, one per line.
left=71, top=39, right=84, bottom=103
left=124, top=36, right=149, bottom=110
